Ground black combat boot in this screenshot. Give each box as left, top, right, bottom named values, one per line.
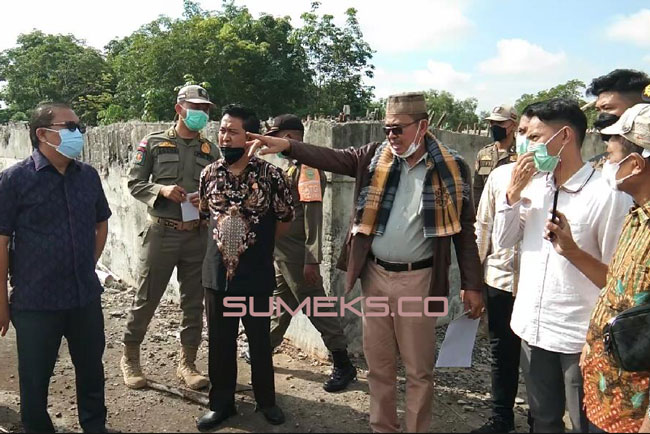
left=323, top=350, right=357, bottom=392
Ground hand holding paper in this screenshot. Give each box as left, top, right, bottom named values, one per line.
left=181, top=192, right=200, bottom=222
left=435, top=313, right=480, bottom=368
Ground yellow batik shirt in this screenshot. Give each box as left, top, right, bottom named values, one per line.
left=583, top=201, right=650, bottom=433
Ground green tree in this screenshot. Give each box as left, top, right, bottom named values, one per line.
left=0, top=31, right=113, bottom=125
left=294, top=2, right=375, bottom=117
left=515, top=79, right=597, bottom=126
left=424, top=90, right=479, bottom=131
left=106, top=1, right=313, bottom=121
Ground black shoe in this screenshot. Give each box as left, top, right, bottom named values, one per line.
left=470, top=416, right=515, bottom=433
left=255, top=404, right=285, bottom=425
left=323, top=363, right=357, bottom=392
left=196, top=405, right=237, bottom=432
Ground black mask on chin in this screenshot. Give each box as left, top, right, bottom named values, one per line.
left=491, top=125, right=508, bottom=142
left=594, top=112, right=620, bottom=131
left=220, top=147, right=246, bottom=165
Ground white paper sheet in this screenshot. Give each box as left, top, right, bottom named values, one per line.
left=181, top=192, right=200, bottom=222
left=435, top=314, right=480, bottom=368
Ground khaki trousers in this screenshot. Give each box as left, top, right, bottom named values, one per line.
left=123, top=221, right=208, bottom=347
left=361, top=261, right=437, bottom=433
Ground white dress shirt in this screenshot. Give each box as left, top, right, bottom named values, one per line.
left=494, top=163, right=632, bottom=353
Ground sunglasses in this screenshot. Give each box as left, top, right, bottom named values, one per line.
left=382, top=120, right=421, bottom=136
left=46, top=121, right=86, bottom=134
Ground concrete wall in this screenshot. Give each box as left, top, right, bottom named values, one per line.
left=0, top=121, right=606, bottom=359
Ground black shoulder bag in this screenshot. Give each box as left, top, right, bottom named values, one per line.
left=603, top=303, right=650, bottom=372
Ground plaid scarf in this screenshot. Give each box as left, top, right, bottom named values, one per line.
left=353, top=133, right=469, bottom=238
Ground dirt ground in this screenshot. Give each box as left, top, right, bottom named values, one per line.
left=0, top=284, right=532, bottom=433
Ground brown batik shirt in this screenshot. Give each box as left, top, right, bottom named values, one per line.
left=582, top=201, right=650, bottom=433
left=199, top=156, right=294, bottom=296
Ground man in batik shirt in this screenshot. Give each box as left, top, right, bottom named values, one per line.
left=196, top=104, right=294, bottom=432
left=580, top=104, right=650, bottom=433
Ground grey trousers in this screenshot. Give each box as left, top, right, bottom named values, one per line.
left=521, top=341, right=588, bottom=433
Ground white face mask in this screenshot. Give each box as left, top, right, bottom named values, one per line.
left=601, top=154, right=635, bottom=191
left=391, top=121, right=422, bottom=159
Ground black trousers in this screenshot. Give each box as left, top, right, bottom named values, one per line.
left=205, top=289, right=276, bottom=410
left=10, top=298, right=106, bottom=433
left=486, top=285, right=521, bottom=422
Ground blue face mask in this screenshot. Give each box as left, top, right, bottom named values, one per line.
left=45, top=128, right=85, bottom=159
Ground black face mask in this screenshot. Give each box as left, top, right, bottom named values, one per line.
left=220, top=147, right=245, bottom=165
left=594, top=112, right=620, bottom=131
left=491, top=125, right=508, bottom=142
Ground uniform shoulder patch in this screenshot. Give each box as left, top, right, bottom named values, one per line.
left=134, top=148, right=146, bottom=166
left=201, top=142, right=211, bottom=154
left=298, top=165, right=322, bottom=202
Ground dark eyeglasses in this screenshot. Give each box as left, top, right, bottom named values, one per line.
left=47, top=121, right=86, bottom=134
left=382, top=120, right=420, bottom=136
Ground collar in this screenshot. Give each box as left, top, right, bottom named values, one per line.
left=493, top=141, right=516, bottom=156
left=215, top=155, right=258, bottom=170
left=557, top=163, right=595, bottom=193
left=32, top=149, right=81, bottom=172
left=33, top=149, right=51, bottom=171
left=169, top=125, right=206, bottom=142
left=631, top=200, right=650, bottom=226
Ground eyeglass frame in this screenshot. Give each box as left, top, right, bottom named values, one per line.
left=45, top=121, right=86, bottom=134
left=382, top=119, right=423, bottom=136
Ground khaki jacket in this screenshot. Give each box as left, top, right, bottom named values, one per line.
left=274, top=164, right=327, bottom=264
left=127, top=126, right=220, bottom=220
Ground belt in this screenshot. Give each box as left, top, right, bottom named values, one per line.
left=148, top=216, right=205, bottom=231
left=368, top=253, right=432, bottom=272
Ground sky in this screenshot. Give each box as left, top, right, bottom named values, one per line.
left=1, top=0, right=649, bottom=112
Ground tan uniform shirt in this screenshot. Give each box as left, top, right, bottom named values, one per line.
left=274, top=163, right=327, bottom=264
left=127, top=126, right=220, bottom=220
left=473, top=141, right=517, bottom=210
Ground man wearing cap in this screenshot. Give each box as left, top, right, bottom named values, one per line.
left=246, top=92, right=484, bottom=433
left=473, top=105, right=519, bottom=210
left=121, top=85, right=220, bottom=390
left=264, top=114, right=357, bottom=392
left=553, top=103, right=650, bottom=433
